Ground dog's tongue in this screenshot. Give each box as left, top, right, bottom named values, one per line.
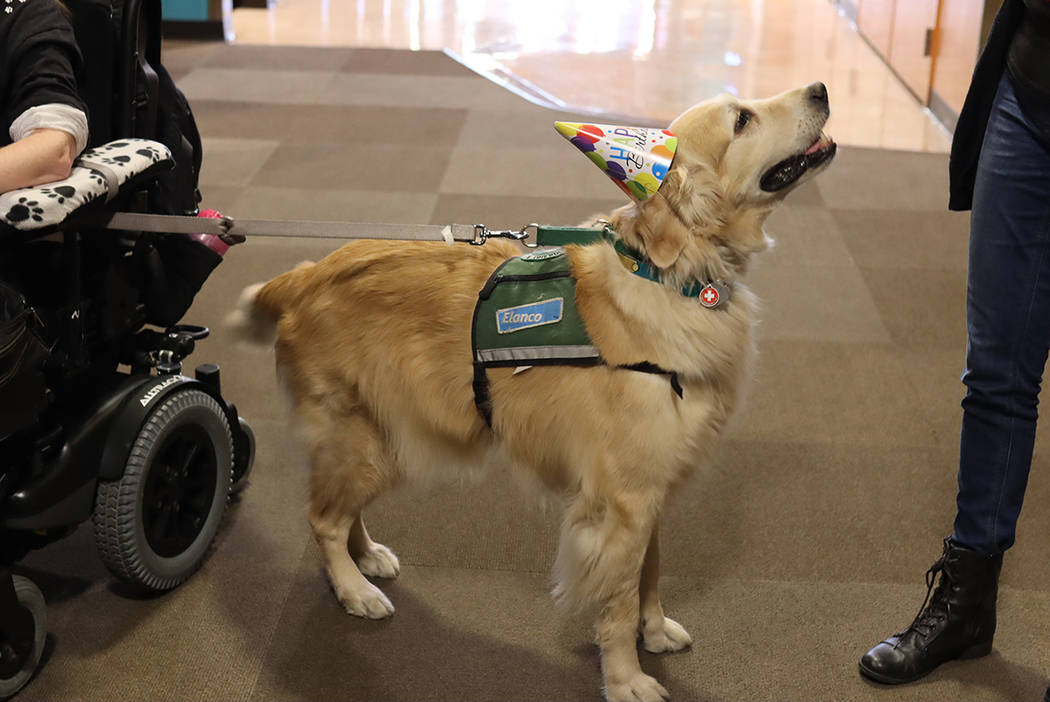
left=805, top=132, right=831, bottom=155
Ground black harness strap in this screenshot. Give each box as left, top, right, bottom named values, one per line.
left=472, top=362, right=495, bottom=428
left=617, top=362, right=684, bottom=398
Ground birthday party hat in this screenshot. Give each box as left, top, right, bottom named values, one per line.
left=554, top=122, right=678, bottom=202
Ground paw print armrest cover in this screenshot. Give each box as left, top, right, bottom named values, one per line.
left=0, top=139, right=173, bottom=235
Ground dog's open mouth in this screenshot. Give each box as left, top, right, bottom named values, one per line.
left=759, top=132, right=837, bottom=192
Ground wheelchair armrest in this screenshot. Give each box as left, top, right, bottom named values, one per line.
left=0, top=139, right=173, bottom=242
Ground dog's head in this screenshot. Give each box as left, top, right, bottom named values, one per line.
left=610, top=83, right=835, bottom=284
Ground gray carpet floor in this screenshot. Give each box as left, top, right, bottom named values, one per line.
left=14, top=44, right=1050, bottom=702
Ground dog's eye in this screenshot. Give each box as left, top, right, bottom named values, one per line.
left=735, top=109, right=753, bottom=134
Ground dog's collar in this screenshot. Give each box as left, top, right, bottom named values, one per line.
left=609, top=236, right=733, bottom=309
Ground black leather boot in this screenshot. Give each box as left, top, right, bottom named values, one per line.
left=859, top=538, right=1003, bottom=684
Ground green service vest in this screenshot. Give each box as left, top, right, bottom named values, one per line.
left=472, top=247, right=598, bottom=366
left=471, top=247, right=600, bottom=425
left=470, top=247, right=681, bottom=426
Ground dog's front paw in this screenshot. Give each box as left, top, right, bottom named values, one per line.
left=337, top=581, right=395, bottom=619
left=642, top=616, right=692, bottom=653
left=605, top=673, right=669, bottom=702
left=356, top=543, right=400, bottom=579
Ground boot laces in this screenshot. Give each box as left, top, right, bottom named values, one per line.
left=898, top=545, right=952, bottom=640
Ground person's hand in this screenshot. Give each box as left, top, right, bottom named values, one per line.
left=0, top=127, right=78, bottom=193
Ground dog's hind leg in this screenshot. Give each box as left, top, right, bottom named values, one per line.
left=554, top=490, right=669, bottom=702
left=638, top=524, right=692, bottom=653
left=311, top=513, right=393, bottom=619
left=349, top=514, right=400, bottom=579
left=306, top=406, right=398, bottom=619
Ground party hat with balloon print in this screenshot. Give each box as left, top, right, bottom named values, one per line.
left=554, top=122, right=678, bottom=202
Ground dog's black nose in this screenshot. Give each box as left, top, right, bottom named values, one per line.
left=806, top=82, right=828, bottom=106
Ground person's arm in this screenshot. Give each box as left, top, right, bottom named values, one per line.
left=0, top=126, right=77, bottom=191
left=0, top=0, right=88, bottom=192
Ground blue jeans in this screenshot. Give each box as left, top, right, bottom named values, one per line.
left=954, top=73, right=1050, bottom=555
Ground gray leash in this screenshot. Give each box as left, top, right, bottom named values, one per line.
left=80, top=211, right=536, bottom=246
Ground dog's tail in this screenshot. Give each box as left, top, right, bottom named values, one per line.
left=226, top=260, right=315, bottom=347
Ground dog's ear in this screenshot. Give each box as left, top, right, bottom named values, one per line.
left=635, top=192, right=691, bottom=269
left=634, top=164, right=723, bottom=268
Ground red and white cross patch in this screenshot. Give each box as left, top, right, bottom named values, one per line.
left=699, top=284, right=720, bottom=308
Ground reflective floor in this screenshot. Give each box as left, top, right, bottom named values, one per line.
left=230, top=0, right=952, bottom=153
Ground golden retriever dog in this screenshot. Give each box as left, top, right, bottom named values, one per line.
left=230, top=83, right=835, bottom=701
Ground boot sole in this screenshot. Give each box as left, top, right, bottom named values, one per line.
left=858, top=640, right=993, bottom=685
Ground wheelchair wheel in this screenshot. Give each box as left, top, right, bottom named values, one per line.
left=0, top=576, right=46, bottom=701
left=93, top=388, right=232, bottom=592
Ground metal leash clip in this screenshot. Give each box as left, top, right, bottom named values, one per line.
left=469, top=222, right=541, bottom=247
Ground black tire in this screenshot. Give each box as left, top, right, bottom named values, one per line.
left=0, top=576, right=46, bottom=701
left=93, top=388, right=232, bottom=592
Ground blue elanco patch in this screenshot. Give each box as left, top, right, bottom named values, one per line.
left=496, top=298, right=564, bottom=334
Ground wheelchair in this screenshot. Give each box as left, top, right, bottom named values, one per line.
left=0, top=0, right=254, bottom=697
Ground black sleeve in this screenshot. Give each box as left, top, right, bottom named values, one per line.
left=2, top=0, right=87, bottom=133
